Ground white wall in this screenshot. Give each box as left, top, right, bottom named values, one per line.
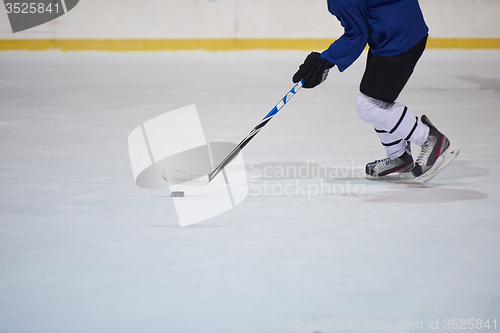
left=422, top=0, right=500, bottom=38
left=1, top=0, right=499, bottom=40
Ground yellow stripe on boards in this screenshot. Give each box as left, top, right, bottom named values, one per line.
left=426, top=38, right=500, bottom=49
left=1, top=38, right=500, bottom=52
left=0, top=39, right=334, bottom=51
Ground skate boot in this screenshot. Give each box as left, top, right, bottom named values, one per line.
left=366, top=142, right=414, bottom=179
left=411, top=115, right=450, bottom=178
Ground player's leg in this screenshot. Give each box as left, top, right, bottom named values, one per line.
left=357, top=93, right=453, bottom=179
left=354, top=35, right=451, bottom=178
left=355, top=93, right=429, bottom=154
left=356, top=92, right=429, bottom=177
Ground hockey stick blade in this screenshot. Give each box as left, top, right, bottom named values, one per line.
left=162, top=168, right=210, bottom=186
left=162, top=80, right=303, bottom=186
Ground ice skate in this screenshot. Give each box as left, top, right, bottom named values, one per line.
left=365, top=142, right=414, bottom=179
left=410, top=115, right=459, bottom=183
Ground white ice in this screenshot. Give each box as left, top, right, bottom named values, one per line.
left=0, top=49, right=499, bottom=332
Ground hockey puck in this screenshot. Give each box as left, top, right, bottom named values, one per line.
left=171, top=191, right=185, bottom=197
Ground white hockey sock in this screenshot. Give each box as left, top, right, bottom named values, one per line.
left=375, top=131, right=408, bottom=160
left=355, top=92, right=429, bottom=158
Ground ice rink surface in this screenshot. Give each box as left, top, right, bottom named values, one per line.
left=0, top=49, right=499, bottom=332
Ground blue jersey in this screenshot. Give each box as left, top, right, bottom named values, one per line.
left=321, top=0, right=429, bottom=72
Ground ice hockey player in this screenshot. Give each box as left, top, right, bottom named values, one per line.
left=292, top=0, right=455, bottom=181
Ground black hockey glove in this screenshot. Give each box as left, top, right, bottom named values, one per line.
left=293, top=52, right=335, bottom=89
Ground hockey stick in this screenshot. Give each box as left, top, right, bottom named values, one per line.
left=162, top=80, right=304, bottom=186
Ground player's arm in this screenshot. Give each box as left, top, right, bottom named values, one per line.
left=293, top=2, right=369, bottom=88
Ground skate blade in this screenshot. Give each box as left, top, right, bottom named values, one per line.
left=366, top=172, right=415, bottom=181
left=414, top=146, right=460, bottom=184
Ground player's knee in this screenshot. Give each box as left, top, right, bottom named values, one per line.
left=355, top=92, right=376, bottom=123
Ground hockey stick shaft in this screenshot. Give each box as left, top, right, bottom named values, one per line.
left=207, top=80, right=304, bottom=182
